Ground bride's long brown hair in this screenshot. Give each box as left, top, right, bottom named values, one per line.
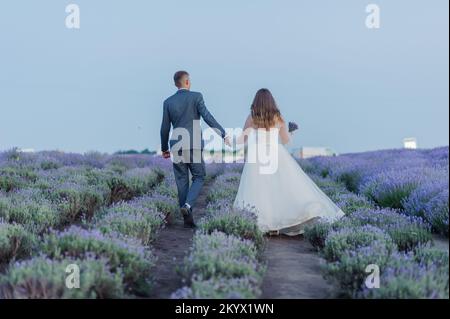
left=251, top=89, right=283, bottom=129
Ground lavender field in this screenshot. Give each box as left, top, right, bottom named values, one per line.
left=0, top=147, right=448, bottom=299
left=302, top=146, right=449, bottom=298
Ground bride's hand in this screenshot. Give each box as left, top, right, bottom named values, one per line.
left=224, top=136, right=232, bottom=147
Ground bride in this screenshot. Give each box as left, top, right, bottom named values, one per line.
left=233, top=88, right=344, bottom=236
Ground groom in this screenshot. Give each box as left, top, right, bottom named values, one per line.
left=160, top=71, right=230, bottom=228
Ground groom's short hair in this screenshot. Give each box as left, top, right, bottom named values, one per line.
left=174, top=71, right=189, bottom=87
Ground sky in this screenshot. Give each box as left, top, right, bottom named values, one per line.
left=0, top=0, right=448, bottom=154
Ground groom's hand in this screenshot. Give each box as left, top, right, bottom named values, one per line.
left=162, top=151, right=171, bottom=159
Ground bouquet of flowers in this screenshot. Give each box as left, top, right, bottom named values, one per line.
left=288, top=121, right=299, bottom=133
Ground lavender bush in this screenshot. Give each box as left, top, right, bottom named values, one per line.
left=0, top=255, right=124, bottom=299
left=0, top=222, right=37, bottom=265
left=107, top=167, right=165, bottom=204
left=0, top=166, right=38, bottom=192
left=206, top=172, right=241, bottom=203
left=180, top=231, right=263, bottom=282
left=153, top=174, right=178, bottom=199
left=325, top=240, right=397, bottom=296
left=336, top=209, right=432, bottom=251
left=358, top=252, right=449, bottom=299
left=172, top=276, right=262, bottom=299
left=201, top=204, right=265, bottom=251
left=423, top=189, right=449, bottom=236
left=308, top=174, right=349, bottom=200
left=144, top=193, right=179, bottom=218
left=361, top=167, right=443, bottom=209
left=402, top=178, right=448, bottom=218
left=334, top=193, right=376, bottom=215
left=304, top=221, right=332, bottom=250
left=41, top=226, right=156, bottom=295
left=413, top=244, right=449, bottom=269
left=95, top=197, right=165, bottom=245
left=323, top=225, right=395, bottom=262
left=0, top=189, right=60, bottom=234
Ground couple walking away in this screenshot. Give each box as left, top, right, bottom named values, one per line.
left=160, top=71, right=344, bottom=235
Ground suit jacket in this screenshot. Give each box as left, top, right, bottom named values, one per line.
left=160, top=90, right=226, bottom=152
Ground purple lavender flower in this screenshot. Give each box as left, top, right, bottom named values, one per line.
left=359, top=251, right=449, bottom=299
left=171, top=276, right=262, bottom=299
left=360, top=166, right=443, bottom=209
left=424, top=189, right=449, bottom=236
left=403, top=178, right=449, bottom=218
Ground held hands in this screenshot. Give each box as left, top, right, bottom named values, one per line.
left=224, top=136, right=232, bottom=147
left=162, top=151, right=171, bottom=159
left=162, top=136, right=231, bottom=160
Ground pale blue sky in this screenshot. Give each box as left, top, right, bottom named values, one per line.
left=0, top=0, right=448, bottom=154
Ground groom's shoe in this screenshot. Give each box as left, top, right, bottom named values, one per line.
left=180, top=204, right=196, bottom=229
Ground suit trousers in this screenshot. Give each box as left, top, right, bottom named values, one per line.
left=172, top=149, right=205, bottom=209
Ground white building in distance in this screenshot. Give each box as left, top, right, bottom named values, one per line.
left=17, top=148, right=35, bottom=153
left=403, top=138, right=418, bottom=149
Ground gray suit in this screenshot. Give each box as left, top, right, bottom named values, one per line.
left=160, top=89, right=225, bottom=209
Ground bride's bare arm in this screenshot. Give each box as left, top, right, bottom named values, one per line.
left=236, top=115, right=254, bottom=145
left=279, top=120, right=290, bottom=145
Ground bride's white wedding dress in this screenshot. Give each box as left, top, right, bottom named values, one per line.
left=233, top=127, right=344, bottom=236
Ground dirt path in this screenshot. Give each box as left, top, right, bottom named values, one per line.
left=148, top=183, right=210, bottom=299
left=148, top=181, right=336, bottom=299
left=433, top=235, right=449, bottom=252
left=261, top=235, right=336, bottom=299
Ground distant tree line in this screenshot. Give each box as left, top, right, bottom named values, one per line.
left=114, top=149, right=156, bottom=155
left=206, top=149, right=242, bottom=155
